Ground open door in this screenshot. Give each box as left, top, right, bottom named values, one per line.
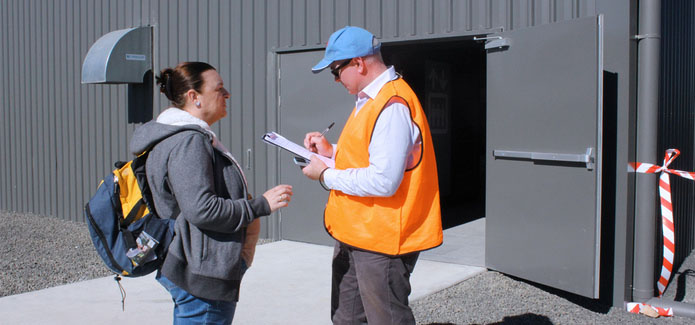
left=485, top=16, right=603, bottom=298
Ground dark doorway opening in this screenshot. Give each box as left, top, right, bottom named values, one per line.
left=382, top=39, right=487, bottom=230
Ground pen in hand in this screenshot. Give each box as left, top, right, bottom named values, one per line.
left=320, top=122, right=335, bottom=137
left=309, top=122, right=335, bottom=154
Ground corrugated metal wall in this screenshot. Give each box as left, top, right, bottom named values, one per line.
left=0, top=0, right=598, bottom=226
left=271, top=0, right=595, bottom=49
left=659, top=0, right=695, bottom=267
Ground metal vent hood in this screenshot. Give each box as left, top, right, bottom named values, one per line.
left=81, top=26, right=153, bottom=123
left=81, top=26, right=152, bottom=84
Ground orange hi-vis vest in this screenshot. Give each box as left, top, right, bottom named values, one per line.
left=324, top=77, right=443, bottom=255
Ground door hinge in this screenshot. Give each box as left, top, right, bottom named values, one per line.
left=474, top=35, right=511, bottom=50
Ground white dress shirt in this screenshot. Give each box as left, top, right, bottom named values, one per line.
left=323, top=66, right=422, bottom=197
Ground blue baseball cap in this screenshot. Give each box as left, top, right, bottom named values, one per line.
left=312, top=26, right=381, bottom=73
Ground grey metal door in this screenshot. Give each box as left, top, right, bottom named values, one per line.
left=278, top=51, right=353, bottom=245
left=485, top=16, right=603, bottom=298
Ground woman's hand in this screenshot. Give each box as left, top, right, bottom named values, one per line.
left=303, top=132, right=333, bottom=158
left=263, top=184, right=293, bottom=212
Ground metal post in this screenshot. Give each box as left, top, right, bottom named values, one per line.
left=632, top=0, right=661, bottom=302
left=647, top=298, right=695, bottom=318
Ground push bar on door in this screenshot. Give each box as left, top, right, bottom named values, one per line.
left=493, top=147, right=594, bottom=170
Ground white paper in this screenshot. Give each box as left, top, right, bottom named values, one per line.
left=262, top=132, right=335, bottom=168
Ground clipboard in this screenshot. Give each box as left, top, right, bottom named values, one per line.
left=262, top=132, right=335, bottom=168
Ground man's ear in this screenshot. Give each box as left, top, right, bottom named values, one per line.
left=355, top=57, right=367, bottom=74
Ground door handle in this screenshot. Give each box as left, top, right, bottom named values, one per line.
left=246, top=148, right=252, bottom=170
left=493, top=147, right=595, bottom=170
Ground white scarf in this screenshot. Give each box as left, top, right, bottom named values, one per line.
left=157, top=107, right=248, bottom=186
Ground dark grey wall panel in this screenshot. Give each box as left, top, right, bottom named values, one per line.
left=0, top=1, right=133, bottom=221
left=659, top=0, right=695, bottom=268
left=0, top=0, right=648, bottom=306
left=272, top=0, right=598, bottom=52
left=1, top=1, right=6, bottom=210
left=0, top=0, right=614, bottom=230
left=8, top=0, right=16, bottom=209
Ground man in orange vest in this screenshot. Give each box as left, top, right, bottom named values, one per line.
left=301, top=26, right=443, bottom=324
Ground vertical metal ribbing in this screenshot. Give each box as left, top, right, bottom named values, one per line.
left=659, top=0, right=695, bottom=269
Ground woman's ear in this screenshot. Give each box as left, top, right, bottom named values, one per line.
left=186, top=89, right=200, bottom=107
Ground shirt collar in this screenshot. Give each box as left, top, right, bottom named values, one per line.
left=358, top=66, right=398, bottom=101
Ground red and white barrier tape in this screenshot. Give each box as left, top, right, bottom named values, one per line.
left=626, top=302, right=674, bottom=317
left=629, top=149, right=694, bottom=297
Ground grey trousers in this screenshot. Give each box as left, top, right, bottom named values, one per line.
left=331, top=242, right=419, bottom=325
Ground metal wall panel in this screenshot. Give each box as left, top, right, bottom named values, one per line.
left=0, top=0, right=606, bottom=226
left=1, top=1, right=6, bottom=210
left=0, top=2, right=650, bottom=304
left=0, top=0, right=265, bottom=223
left=5, top=0, right=14, bottom=211
left=659, top=0, right=695, bottom=268
left=271, top=0, right=596, bottom=52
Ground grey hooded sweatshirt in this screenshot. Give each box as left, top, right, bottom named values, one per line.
left=130, top=120, right=270, bottom=302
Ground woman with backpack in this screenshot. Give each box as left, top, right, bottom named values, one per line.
left=130, top=61, right=293, bottom=324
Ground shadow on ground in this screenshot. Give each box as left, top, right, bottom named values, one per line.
left=675, top=269, right=695, bottom=302
left=424, top=313, right=553, bottom=325
left=506, top=274, right=612, bottom=314
left=490, top=313, right=553, bottom=324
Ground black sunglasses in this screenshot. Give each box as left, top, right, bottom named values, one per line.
left=330, top=59, right=352, bottom=79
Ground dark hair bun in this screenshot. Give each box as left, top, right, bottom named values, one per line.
left=155, top=68, right=175, bottom=101
left=155, top=62, right=215, bottom=108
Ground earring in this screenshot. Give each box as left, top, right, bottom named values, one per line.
left=195, top=101, right=201, bottom=108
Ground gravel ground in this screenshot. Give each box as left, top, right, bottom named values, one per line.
left=0, top=211, right=112, bottom=296
left=2, top=211, right=694, bottom=324
left=411, top=271, right=693, bottom=324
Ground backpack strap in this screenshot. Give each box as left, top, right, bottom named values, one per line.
left=121, top=228, right=138, bottom=250
left=119, top=199, right=145, bottom=251
left=121, top=199, right=147, bottom=228
left=134, top=128, right=210, bottom=219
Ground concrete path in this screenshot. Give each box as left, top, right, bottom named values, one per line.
left=0, top=237, right=485, bottom=324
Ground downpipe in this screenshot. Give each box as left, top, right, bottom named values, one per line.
left=632, top=0, right=695, bottom=318
left=632, top=0, right=661, bottom=304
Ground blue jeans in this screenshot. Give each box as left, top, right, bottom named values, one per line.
left=157, top=260, right=248, bottom=325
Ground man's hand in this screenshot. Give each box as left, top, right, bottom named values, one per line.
left=304, top=132, right=333, bottom=158
left=302, top=155, right=328, bottom=181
